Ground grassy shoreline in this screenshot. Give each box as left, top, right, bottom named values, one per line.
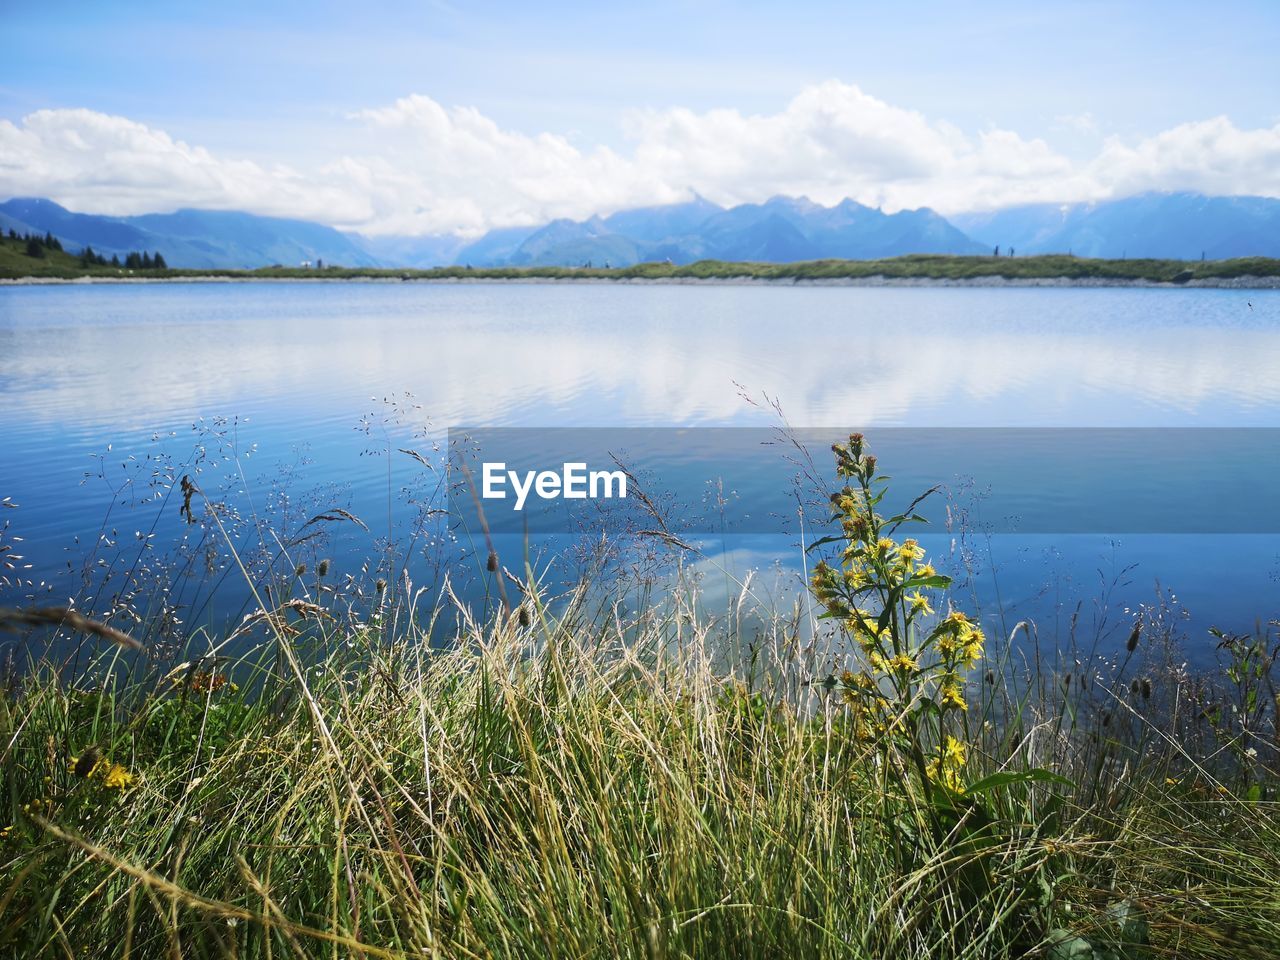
left=4, top=237, right=1280, bottom=288
left=3, top=589, right=1278, bottom=959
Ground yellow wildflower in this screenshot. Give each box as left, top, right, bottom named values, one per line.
left=917, top=563, right=937, bottom=579
left=898, top=539, right=924, bottom=563
left=842, top=512, right=871, bottom=544
left=907, top=591, right=933, bottom=616
left=843, top=565, right=870, bottom=589
left=959, top=626, right=985, bottom=668
left=811, top=561, right=838, bottom=602
left=101, top=763, right=137, bottom=791
left=845, top=607, right=876, bottom=631
left=940, top=681, right=967, bottom=711
left=888, top=653, right=919, bottom=673
left=926, top=736, right=968, bottom=790
left=926, top=757, right=964, bottom=792
left=842, top=670, right=876, bottom=691
left=69, top=752, right=138, bottom=791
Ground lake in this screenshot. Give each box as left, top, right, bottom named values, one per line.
left=1, top=281, right=1278, bottom=663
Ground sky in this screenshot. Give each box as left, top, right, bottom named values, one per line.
left=1, top=0, right=1278, bottom=236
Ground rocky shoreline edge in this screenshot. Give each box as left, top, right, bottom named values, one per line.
left=4, top=273, right=1280, bottom=288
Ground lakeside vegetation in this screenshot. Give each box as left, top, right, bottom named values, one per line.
left=0, top=229, right=167, bottom=277
left=1, top=439, right=1278, bottom=958
left=2, top=230, right=1279, bottom=284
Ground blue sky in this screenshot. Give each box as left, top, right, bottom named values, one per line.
left=2, top=1, right=1278, bottom=234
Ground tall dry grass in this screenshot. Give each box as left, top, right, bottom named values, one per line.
left=0, top=570, right=1277, bottom=958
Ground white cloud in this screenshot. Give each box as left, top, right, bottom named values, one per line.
left=1088, top=116, right=1280, bottom=198
left=2, top=83, right=1279, bottom=236
left=0, top=108, right=370, bottom=223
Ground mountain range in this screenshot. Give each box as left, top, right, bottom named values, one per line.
left=447, top=195, right=986, bottom=267
left=0, top=198, right=379, bottom=269
left=950, top=193, right=1280, bottom=260
left=2, top=192, right=1278, bottom=270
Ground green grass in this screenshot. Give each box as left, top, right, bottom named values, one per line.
left=0, top=234, right=171, bottom=279
left=3, top=231, right=1279, bottom=284
left=0, top=234, right=102, bottom=277
left=2, top=586, right=1278, bottom=959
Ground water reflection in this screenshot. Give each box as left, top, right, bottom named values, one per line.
left=1, top=284, right=1278, bottom=432
left=1, top=282, right=1278, bottom=646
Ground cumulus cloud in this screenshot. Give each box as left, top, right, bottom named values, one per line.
left=1087, top=116, right=1280, bottom=199
left=2, top=82, right=1278, bottom=236
left=0, top=108, right=370, bottom=223
left=338, top=95, right=667, bottom=234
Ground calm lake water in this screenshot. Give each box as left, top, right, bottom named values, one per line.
left=1, top=281, right=1278, bottom=662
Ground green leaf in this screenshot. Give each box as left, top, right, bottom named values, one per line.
left=884, top=513, right=928, bottom=526
left=965, top=769, right=1073, bottom=795
left=876, top=604, right=894, bottom=636
left=804, top=535, right=846, bottom=552
left=903, top=574, right=952, bottom=589
left=1044, top=930, right=1105, bottom=960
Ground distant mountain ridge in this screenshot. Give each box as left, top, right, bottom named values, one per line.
left=0, top=198, right=379, bottom=269
left=951, top=193, right=1280, bottom=260
left=350, top=192, right=1280, bottom=267
left=451, top=195, right=985, bottom=267
left=3, top=191, right=1279, bottom=270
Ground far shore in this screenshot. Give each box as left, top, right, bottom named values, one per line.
left=4, top=272, right=1280, bottom=289
left=6, top=252, right=1280, bottom=288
